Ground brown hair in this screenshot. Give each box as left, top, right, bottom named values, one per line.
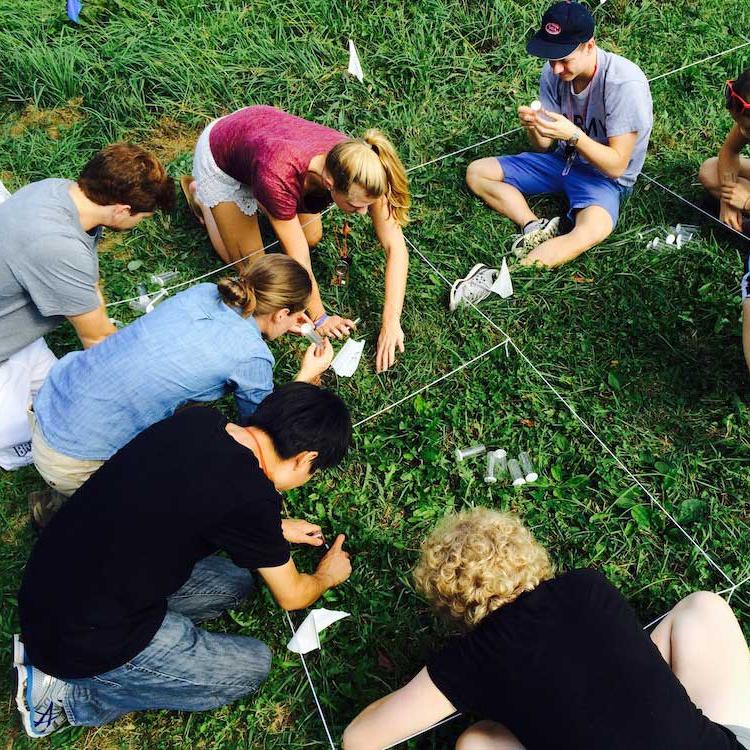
left=325, top=129, right=410, bottom=225
left=735, top=69, right=750, bottom=101
left=414, top=508, right=554, bottom=628
left=217, top=254, right=312, bottom=318
left=78, top=143, right=175, bottom=213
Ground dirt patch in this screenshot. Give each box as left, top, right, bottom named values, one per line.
left=137, top=117, right=197, bottom=163
left=9, top=97, right=84, bottom=140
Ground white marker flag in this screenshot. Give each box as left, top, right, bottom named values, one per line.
left=348, top=39, right=364, bottom=82
left=331, top=338, right=365, bottom=377
left=287, top=609, right=351, bottom=654
left=490, top=257, right=513, bottom=298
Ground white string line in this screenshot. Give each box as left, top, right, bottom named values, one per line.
left=353, top=339, right=509, bottom=428
left=105, top=207, right=336, bottom=308
left=647, top=40, right=750, bottom=83
left=284, top=610, right=337, bottom=750
left=404, top=235, right=736, bottom=588
left=640, top=173, right=749, bottom=243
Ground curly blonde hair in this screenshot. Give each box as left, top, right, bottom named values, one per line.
left=413, top=508, right=554, bottom=627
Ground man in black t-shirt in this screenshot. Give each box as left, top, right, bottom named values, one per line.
left=343, top=508, right=750, bottom=750
left=14, top=383, right=353, bottom=738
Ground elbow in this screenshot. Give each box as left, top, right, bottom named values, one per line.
left=605, top=164, right=627, bottom=180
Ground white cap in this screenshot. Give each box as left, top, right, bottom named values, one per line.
left=512, top=476, right=527, bottom=487
left=525, top=472, right=539, bottom=482
left=530, top=100, right=542, bottom=111
left=666, top=234, right=676, bottom=244
left=300, top=323, right=315, bottom=335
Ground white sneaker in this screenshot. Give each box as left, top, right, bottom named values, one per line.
left=510, top=216, right=561, bottom=259
left=13, top=635, right=69, bottom=738
left=449, top=263, right=499, bottom=311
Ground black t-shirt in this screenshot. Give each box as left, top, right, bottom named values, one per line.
left=19, top=407, right=290, bottom=679
left=427, top=569, right=739, bottom=750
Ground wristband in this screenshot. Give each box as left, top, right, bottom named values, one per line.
left=314, top=313, right=329, bottom=328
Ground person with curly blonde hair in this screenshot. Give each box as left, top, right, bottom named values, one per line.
left=343, top=508, right=750, bottom=750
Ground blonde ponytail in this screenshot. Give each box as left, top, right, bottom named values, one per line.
left=326, top=129, right=411, bottom=226
left=217, top=254, right=312, bottom=318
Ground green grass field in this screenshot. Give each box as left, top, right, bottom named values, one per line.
left=2, top=0, right=750, bottom=747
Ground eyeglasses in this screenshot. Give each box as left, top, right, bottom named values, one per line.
left=725, top=79, right=750, bottom=115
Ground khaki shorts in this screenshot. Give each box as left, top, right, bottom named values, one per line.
left=28, top=408, right=103, bottom=496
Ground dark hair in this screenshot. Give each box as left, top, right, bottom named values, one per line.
left=78, top=143, right=176, bottom=213
left=735, top=69, right=750, bottom=101
left=218, top=254, right=312, bottom=318
left=246, top=382, right=351, bottom=470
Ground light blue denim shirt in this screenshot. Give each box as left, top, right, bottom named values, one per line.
left=34, top=283, right=274, bottom=460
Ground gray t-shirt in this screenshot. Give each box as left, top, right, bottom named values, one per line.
left=540, top=48, right=653, bottom=187
left=0, top=178, right=101, bottom=363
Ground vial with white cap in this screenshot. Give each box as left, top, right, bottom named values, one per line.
left=484, top=452, right=498, bottom=484
left=300, top=323, right=323, bottom=345
left=518, top=452, right=538, bottom=482
left=530, top=100, right=553, bottom=122
left=508, top=459, right=526, bottom=486
left=455, top=444, right=486, bottom=462
left=493, top=448, right=508, bottom=475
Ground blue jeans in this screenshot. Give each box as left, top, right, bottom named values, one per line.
left=60, top=556, right=271, bottom=726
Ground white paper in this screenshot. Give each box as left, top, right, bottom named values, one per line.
left=348, top=39, right=364, bottom=82
left=490, top=257, right=513, bottom=298
left=0, top=180, right=11, bottom=203
left=331, top=338, right=365, bottom=377
left=287, top=608, right=350, bottom=654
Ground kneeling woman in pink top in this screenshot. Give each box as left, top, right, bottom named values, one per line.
left=184, top=105, right=411, bottom=373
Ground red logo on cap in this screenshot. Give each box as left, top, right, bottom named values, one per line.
left=545, top=22, right=562, bottom=35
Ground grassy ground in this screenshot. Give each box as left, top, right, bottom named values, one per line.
left=2, top=0, right=750, bottom=747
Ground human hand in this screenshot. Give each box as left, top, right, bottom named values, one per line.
left=720, top=199, right=744, bottom=231
left=315, top=534, right=352, bottom=588
left=297, top=339, right=334, bottom=383
left=376, top=318, right=404, bottom=373
left=518, top=105, right=538, bottom=130
left=317, top=314, right=355, bottom=340
left=532, top=111, right=579, bottom=141
left=289, top=311, right=315, bottom=335
left=281, top=518, right=326, bottom=546
left=720, top=181, right=750, bottom=212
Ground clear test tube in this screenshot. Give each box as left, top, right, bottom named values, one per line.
left=508, top=459, right=526, bottom=486
left=145, top=289, right=168, bottom=313
left=150, top=270, right=179, bottom=287
left=493, top=449, right=508, bottom=475
left=518, top=452, right=538, bottom=482
left=300, top=323, right=323, bottom=345
left=455, top=444, right=486, bottom=462
left=484, top=452, right=498, bottom=484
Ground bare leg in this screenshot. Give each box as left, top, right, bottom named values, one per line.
left=743, top=299, right=750, bottom=376
left=298, top=213, right=323, bottom=248
left=466, top=158, right=537, bottom=227
left=456, top=720, right=526, bottom=750
left=520, top=204, right=613, bottom=268
left=210, top=201, right=264, bottom=268
left=651, top=591, right=750, bottom=726
left=698, top=156, right=750, bottom=199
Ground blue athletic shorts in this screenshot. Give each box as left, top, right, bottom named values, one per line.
left=742, top=253, right=750, bottom=301
left=497, top=151, right=632, bottom=228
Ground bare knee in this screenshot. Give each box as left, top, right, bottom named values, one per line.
left=466, top=158, right=504, bottom=195
left=699, top=157, right=719, bottom=190
left=456, top=721, right=524, bottom=750
left=677, top=590, right=734, bottom=625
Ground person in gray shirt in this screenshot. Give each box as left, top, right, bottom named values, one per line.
left=0, top=143, right=174, bottom=470
left=465, top=2, right=653, bottom=269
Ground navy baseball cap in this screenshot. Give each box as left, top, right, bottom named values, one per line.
left=526, top=2, right=595, bottom=60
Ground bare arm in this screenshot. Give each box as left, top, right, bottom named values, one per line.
left=718, top=122, right=749, bottom=185
left=342, top=667, right=456, bottom=750
left=269, top=214, right=354, bottom=338
left=257, top=533, right=351, bottom=611
left=67, top=291, right=117, bottom=348
left=369, top=197, right=408, bottom=372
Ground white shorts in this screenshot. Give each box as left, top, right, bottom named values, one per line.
left=0, top=338, right=57, bottom=470
left=192, top=118, right=258, bottom=217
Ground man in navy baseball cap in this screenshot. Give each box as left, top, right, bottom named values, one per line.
left=465, top=1, right=653, bottom=269
left=526, top=1, right=595, bottom=60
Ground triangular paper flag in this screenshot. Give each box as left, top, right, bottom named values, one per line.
left=348, top=39, right=364, bottom=82
left=0, top=181, right=11, bottom=204
left=331, top=338, right=365, bottom=377
left=490, top=257, right=513, bottom=298
left=287, top=609, right=350, bottom=654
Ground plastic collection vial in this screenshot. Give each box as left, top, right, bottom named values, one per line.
left=518, top=452, right=538, bottom=482
left=150, top=270, right=179, bottom=287
left=300, top=323, right=324, bottom=345
left=508, top=459, right=526, bottom=486
left=484, top=452, right=498, bottom=484
left=455, top=444, right=486, bottom=462
left=493, top=449, right=508, bottom=475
